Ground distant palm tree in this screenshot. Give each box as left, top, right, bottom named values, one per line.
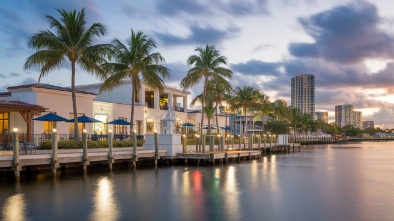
left=232, top=86, right=264, bottom=136
left=24, top=8, right=112, bottom=143
left=181, top=44, right=232, bottom=134
left=99, top=30, right=169, bottom=136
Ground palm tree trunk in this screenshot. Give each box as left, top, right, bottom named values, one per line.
left=201, top=76, right=209, bottom=135
left=130, top=87, right=135, bottom=138
left=215, top=104, right=219, bottom=134
left=71, top=61, right=79, bottom=144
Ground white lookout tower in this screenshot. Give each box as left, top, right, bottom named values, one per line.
left=161, top=106, right=177, bottom=134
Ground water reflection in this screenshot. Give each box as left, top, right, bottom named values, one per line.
left=90, top=177, right=119, bottom=221
left=1, top=194, right=27, bottom=221
left=223, top=166, right=241, bottom=219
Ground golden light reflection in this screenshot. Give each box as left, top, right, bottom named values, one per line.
left=90, top=177, right=119, bottom=221
left=182, top=170, right=190, bottom=194
left=250, top=160, right=258, bottom=189
left=223, top=166, right=241, bottom=219
left=2, top=194, right=27, bottom=221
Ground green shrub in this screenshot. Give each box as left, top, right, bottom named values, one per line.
left=39, top=139, right=145, bottom=149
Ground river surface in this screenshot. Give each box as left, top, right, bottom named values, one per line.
left=1, top=142, right=394, bottom=221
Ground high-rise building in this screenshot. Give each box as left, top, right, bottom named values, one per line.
left=315, top=111, right=328, bottom=123
left=353, top=111, right=362, bottom=129
left=363, top=121, right=374, bottom=129
left=335, top=104, right=353, bottom=127
left=291, top=74, right=315, bottom=118
left=335, top=104, right=362, bottom=128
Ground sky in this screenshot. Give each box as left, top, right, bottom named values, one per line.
left=1, top=0, right=394, bottom=128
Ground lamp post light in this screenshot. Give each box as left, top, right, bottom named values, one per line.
left=154, top=130, right=159, bottom=167
left=82, top=129, right=89, bottom=173
left=12, top=128, right=20, bottom=180
left=108, top=129, right=114, bottom=170
left=226, top=134, right=230, bottom=151
left=52, top=128, right=59, bottom=175
left=217, top=134, right=221, bottom=151
left=195, top=134, right=200, bottom=153
left=182, top=134, right=187, bottom=153
left=238, top=135, right=241, bottom=150
left=264, top=134, right=267, bottom=155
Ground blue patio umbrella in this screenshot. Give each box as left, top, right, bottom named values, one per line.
left=33, top=112, right=68, bottom=130
left=182, top=122, right=195, bottom=134
left=220, top=126, right=231, bottom=131
left=202, top=125, right=217, bottom=130
left=107, top=119, right=131, bottom=125
left=33, top=112, right=68, bottom=122
left=182, top=122, right=195, bottom=127
left=66, top=115, right=102, bottom=123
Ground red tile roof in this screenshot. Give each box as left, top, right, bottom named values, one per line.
left=0, top=100, right=46, bottom=109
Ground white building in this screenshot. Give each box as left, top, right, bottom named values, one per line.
left=0, top=82, right=189, bottom=137
left=315, top=111, right=328, bottom=123
left=335, top=104, right=362, bottom=128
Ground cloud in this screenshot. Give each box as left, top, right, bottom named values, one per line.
left=165, top=62, right=188, bottom=82
left=231, top=59, right=282, bottom=76
left=154, top=25, right=240, bottom=46
left=289, top=1, right=394, bottom=64
left=10, top=73, right=20, bottom=77
left=155, top=0, right=269, bottom=17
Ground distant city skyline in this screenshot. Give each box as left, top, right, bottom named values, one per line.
left=1, top=1, right=394, bottom=127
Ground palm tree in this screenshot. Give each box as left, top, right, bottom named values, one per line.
left=99, top=30, right=169, bottom=136
left=180, top=44, right=232, bottom=134
left=24, top=8, right=113, bottom=143
left=232, top=86, right=263, bottom=136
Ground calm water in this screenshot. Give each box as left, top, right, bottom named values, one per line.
left=1, top=142, right=394, bottom=221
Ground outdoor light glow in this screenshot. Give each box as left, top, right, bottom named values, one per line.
left=52, top=129, right=57, bottom=133
left=108, top=129, right=112, bottom=133
left=154, top=130, right=157, bottom=133
left=13, top=128, right=18, bottom=132
left=182, top=134, right=186, bottom=137
left=83, top=129, right=87, bottom=133
left=134, top=130, right=136, bottom=133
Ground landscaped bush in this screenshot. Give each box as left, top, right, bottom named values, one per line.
left=39, top=139, right=145, bottom=149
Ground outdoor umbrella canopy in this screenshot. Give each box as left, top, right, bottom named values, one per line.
left=182, top=122, right=195, bottom=127
left=202, top=125, right=217, bottom=129
left=107, top=119, right=131, bottom=125
left=66, top=115, right=102, bottom=123
left=220, top=126, right=231, bottom=131
left=33, top=112, right=68, bottom=122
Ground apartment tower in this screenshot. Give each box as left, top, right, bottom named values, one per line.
left=315, top=111, right=328, bottom=123
left=291, top=74, right=315, bottom=118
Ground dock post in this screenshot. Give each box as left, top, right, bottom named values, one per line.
left=12, top=128, right=21, bottom=181
left=202, top=134, right=206, bottom=153
left=237, top=153, right=241, bottom=163
left=209, top=136, right=214, bottom=152
left=269, top=135, right=272, bottom=153
left=226, top=135, right=229, bottom=150
left=257, top=135, right=261, bottom=153
left=182, top=134, right=187, bottom=153
left=231, top=135, right=234, bottom=150
left=52, top=129, right=59, bottom=175
left=132, top=130, right=138, bottom=168
left=154, top=130, right=159, bottom=167
left=264, top=135, right=266, bottom=155
left=249, top=136, right=253, bottom=150
left=220, top=136, right=224, bottom=151
left=217, top=134, right=221, bottom=151
left=293, top=144, right=295, bottom=153
left=225, top=153, right=228, bottom=164
left=82, top=130, right=89, bottom=173
left=195, top=134, right=200, bottom=153
left=238, top=135, right=241, bottom=150
left=108, top=130, right=114, bottom=170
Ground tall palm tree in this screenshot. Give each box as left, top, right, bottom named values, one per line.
left=99, top=30, right=169, bottom=136
left=24, top=8, right=112, bottom=143
left=211, top=81, right=232, bottom=134
left=232, top=86, right=264, bottom=136
left=180, top=44, right=232, bottom=134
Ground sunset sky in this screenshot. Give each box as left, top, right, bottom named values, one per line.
left=1, top=0, right=394, bottom=127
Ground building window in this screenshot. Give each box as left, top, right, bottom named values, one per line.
left=146, top=118, right=154, bottom=134
left=115, top=117, right=128, bottom=135
left=0, top=112, right=9, bottom=134
left=94, top=114, right=108, bottom=134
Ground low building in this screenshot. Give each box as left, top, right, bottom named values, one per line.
left=363, top=121, right=374, bottom=129
left=315, top=111, right=328, bottom=123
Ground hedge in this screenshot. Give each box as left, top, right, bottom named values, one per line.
left=39, top=140, right=145, bottom=149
